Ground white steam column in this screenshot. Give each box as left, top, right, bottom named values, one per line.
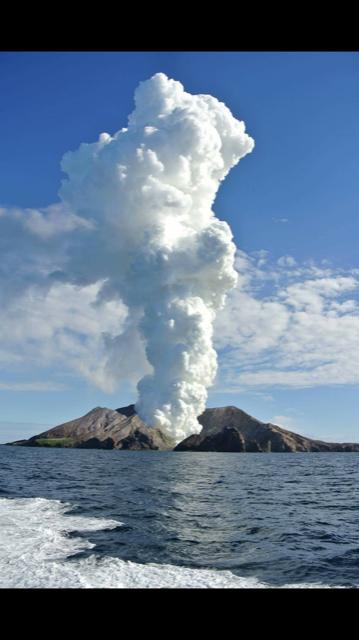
left=60, top=73, right=254, bottom=443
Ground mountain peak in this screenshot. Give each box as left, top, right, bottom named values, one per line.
left=115, top=404, right=136, bottom=417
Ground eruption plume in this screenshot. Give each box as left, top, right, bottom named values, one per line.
left=60, top=73, right=254, bottom=442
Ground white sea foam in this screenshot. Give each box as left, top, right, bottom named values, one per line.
left=0, top=497, right=338, bottom=588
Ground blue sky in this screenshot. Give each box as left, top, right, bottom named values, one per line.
left=0, top=51, right=358, bottom=443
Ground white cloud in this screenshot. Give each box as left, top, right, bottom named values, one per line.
left=215, top=251, right=359, bottom=390
left=0, top=201, right=150, bottom=392
left=0, top=382, right=66, bottom=391
left=0, top=279, right=149, bottom=392
left=0, top=202, right=93, bottom=240
left=24, top=204, right=94, bottom=239
left=277, top=255, right=297, bottom=267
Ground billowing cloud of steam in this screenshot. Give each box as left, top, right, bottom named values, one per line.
left=58, top=73, right=254, bottom=441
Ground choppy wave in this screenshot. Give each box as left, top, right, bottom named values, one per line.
left=0, top=497, right=337, bottom=589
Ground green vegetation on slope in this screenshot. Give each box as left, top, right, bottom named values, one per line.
left=34, top=437, right=75, bottom=447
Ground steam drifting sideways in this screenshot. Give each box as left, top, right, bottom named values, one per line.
left=60, top=73, right=254, bottom=442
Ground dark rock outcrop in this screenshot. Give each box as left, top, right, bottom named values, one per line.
left=174, top=406, right=359, bottom=452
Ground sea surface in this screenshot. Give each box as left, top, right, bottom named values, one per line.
left=0, top=445, right=358, bottom=588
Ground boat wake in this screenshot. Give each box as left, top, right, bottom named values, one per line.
left=0, top=497, right=342, bottom=589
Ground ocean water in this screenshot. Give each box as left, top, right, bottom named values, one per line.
left=0, top=445, right=358, bottom=589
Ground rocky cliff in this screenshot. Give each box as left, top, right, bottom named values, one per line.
left=175, top=406, right=359, bottom=452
